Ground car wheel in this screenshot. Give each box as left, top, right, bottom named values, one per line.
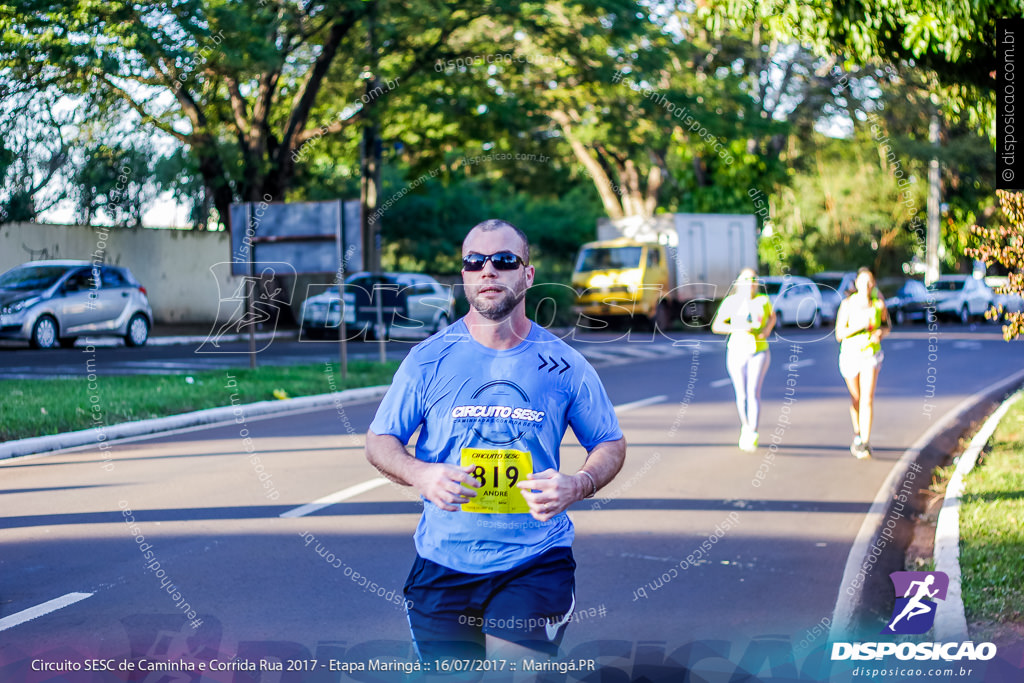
left=125, top=314, right=150, bottom=347
left=58, top=336, right=78, bottom=348
left=959, top=305, right=970, bottom=325
left=775, top=311, right=784, bottom=328
left=810, top=308, right=821, bottom=328
left=434, top=313, right=450, bottom=334
left=30, top=316, right=60, bottom=349
left=894, top=308, right=906, bottom=325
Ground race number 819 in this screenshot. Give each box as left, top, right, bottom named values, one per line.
left=459, top=448, right=532, bottom=514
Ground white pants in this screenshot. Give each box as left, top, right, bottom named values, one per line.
left=726, top=347, right=771, bottom=431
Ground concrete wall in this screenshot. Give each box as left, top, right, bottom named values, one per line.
left=0, top=222, right=246, bottom=324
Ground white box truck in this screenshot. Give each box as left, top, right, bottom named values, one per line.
left=571, top=213, right=758, bottom=328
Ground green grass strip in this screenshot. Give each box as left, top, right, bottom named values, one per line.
left=960, top=396, right=1024, bottom=631
left=1, top=361, right=399, bottom=443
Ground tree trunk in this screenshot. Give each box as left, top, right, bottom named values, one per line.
left=548, top=109, right=625, bottom=218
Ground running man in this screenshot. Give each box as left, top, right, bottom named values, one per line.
left=835, top=267, right=890, bottom=458
left=888, top=574, right=939, bottom=630
left=711, top=269, right=776, bottom=452
left=365, top=219, right=626, bottom=661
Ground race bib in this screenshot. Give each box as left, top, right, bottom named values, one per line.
left=460, top=448, right=533, bottom=514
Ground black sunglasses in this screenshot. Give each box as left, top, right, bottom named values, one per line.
left=462, top=251, right=527, bottom=271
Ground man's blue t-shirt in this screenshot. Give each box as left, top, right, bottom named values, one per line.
left=369, top=319, right=622, bottom=574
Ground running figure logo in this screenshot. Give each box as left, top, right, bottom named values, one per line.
left=883, top=571, right=949, bottom=634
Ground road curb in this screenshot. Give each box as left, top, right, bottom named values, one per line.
left=933, top=388, right=1024, bottom=641
left=73, top=330, right=294, bottom=348
left=0, top=385, right=390, bottom=461
left=831, top=367, right=1024, bottom=639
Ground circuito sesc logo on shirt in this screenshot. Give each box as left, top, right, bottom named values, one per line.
left=450, top=380, right=546, bottom=447
left=882, top=571, right=949, bottom=635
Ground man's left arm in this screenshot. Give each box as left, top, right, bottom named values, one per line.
left=517, top=436, right=626, bottom=522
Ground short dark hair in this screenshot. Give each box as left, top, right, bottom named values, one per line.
left=464, top=219, right=530, bottom=263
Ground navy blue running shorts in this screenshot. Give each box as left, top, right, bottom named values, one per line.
left=403, top=546, right=576, bottom=660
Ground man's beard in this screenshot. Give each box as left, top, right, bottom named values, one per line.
left=468, top=279, right=527, bottom=321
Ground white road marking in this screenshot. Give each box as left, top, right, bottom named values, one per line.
left=577, top=348, right=621, bottom=362
left=614, top=395, right=668, bottom=413
left=280, top=478, right=390, bottom=518
left=889, top=341, right=914, bottom=351
left=614, top=347, right=665, bottom=359
left=0, top=592, right=94, bottom=632
left=788, top=359, right=816, bottom=369
left=281, top=395, right=665, bottom=517
left=620, top=552, right=676, bottom=562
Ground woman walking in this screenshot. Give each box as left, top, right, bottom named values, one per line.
left=712, top=269, right=776, bottom=452
left=835, top=267, right=890, bottom=458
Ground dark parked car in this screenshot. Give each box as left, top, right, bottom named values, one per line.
left=300, top=272, right=455, bottom=340
left=878, top=277, right=932, bottom=325
left=0, top=260, right=153, bottom=348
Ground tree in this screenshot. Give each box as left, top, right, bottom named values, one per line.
left=74, top=142, right=160, bottom=228
left=403, top=5, right=859, bottom=220
left=968, top=191, right=1024, bottom=341
left=0, top=90, right=73, bottom=224
left=760, top=132, right=928, bottom=275
left=698, top=0, right=1012, bottom=133
left=0, top=0, right=547, bottom=228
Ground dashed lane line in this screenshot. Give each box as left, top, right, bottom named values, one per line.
left=0, top=592, right=94, bottom=633
left=280, top=478, right=391, bottom=518
left=282, top=396, right=668, bottom=517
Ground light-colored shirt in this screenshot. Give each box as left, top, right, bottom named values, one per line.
left=370, top=319, right=622, bottom=573
left=840, top=298, right=885, bottom=358
left=718, top=294, right=773, bottom=355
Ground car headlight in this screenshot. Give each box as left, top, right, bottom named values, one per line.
left=1, top=297, right=40, bottom=315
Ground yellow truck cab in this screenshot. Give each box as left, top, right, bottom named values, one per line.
left=571, top=238, right=671, bottom=328
left=571, top=213, right=759, bottom=330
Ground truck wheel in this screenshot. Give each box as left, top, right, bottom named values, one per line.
left=681, top=300, right=705, bottom=327
left=959, top=305, right=970, bottom=325
left=651, top=303, right=672, bottom=332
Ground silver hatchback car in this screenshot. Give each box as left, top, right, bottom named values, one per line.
left=0, top=260, right=153, bottom=348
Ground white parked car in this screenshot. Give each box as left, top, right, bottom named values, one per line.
left=930, top=275, right=995, bottom=324
left=0, top=260, right=153, bottom=348
left=760, top=275, right=823, bottom=328
left=985, top=275, right=1024, bottom=322
left=300, top=272, right=455, bottom=340
left=811, top=271, right=856, bottom=324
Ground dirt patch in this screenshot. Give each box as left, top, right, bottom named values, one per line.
left=903, top=470, right=947, bottom=571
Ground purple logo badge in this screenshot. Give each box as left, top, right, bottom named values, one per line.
left=882, top=571, right=949, bottom=635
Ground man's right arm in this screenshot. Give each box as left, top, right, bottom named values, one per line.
left=365, top=431, right=481, bottom=511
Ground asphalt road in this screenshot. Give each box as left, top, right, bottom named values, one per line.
left=0, top=331, right=413, bottom=379
left=0, top=323, right=1019, bottom=681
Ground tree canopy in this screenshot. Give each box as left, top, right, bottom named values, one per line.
left=699, top=0, right=1018, bottom=134
left=0, top=0, right=1002, bottom=284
